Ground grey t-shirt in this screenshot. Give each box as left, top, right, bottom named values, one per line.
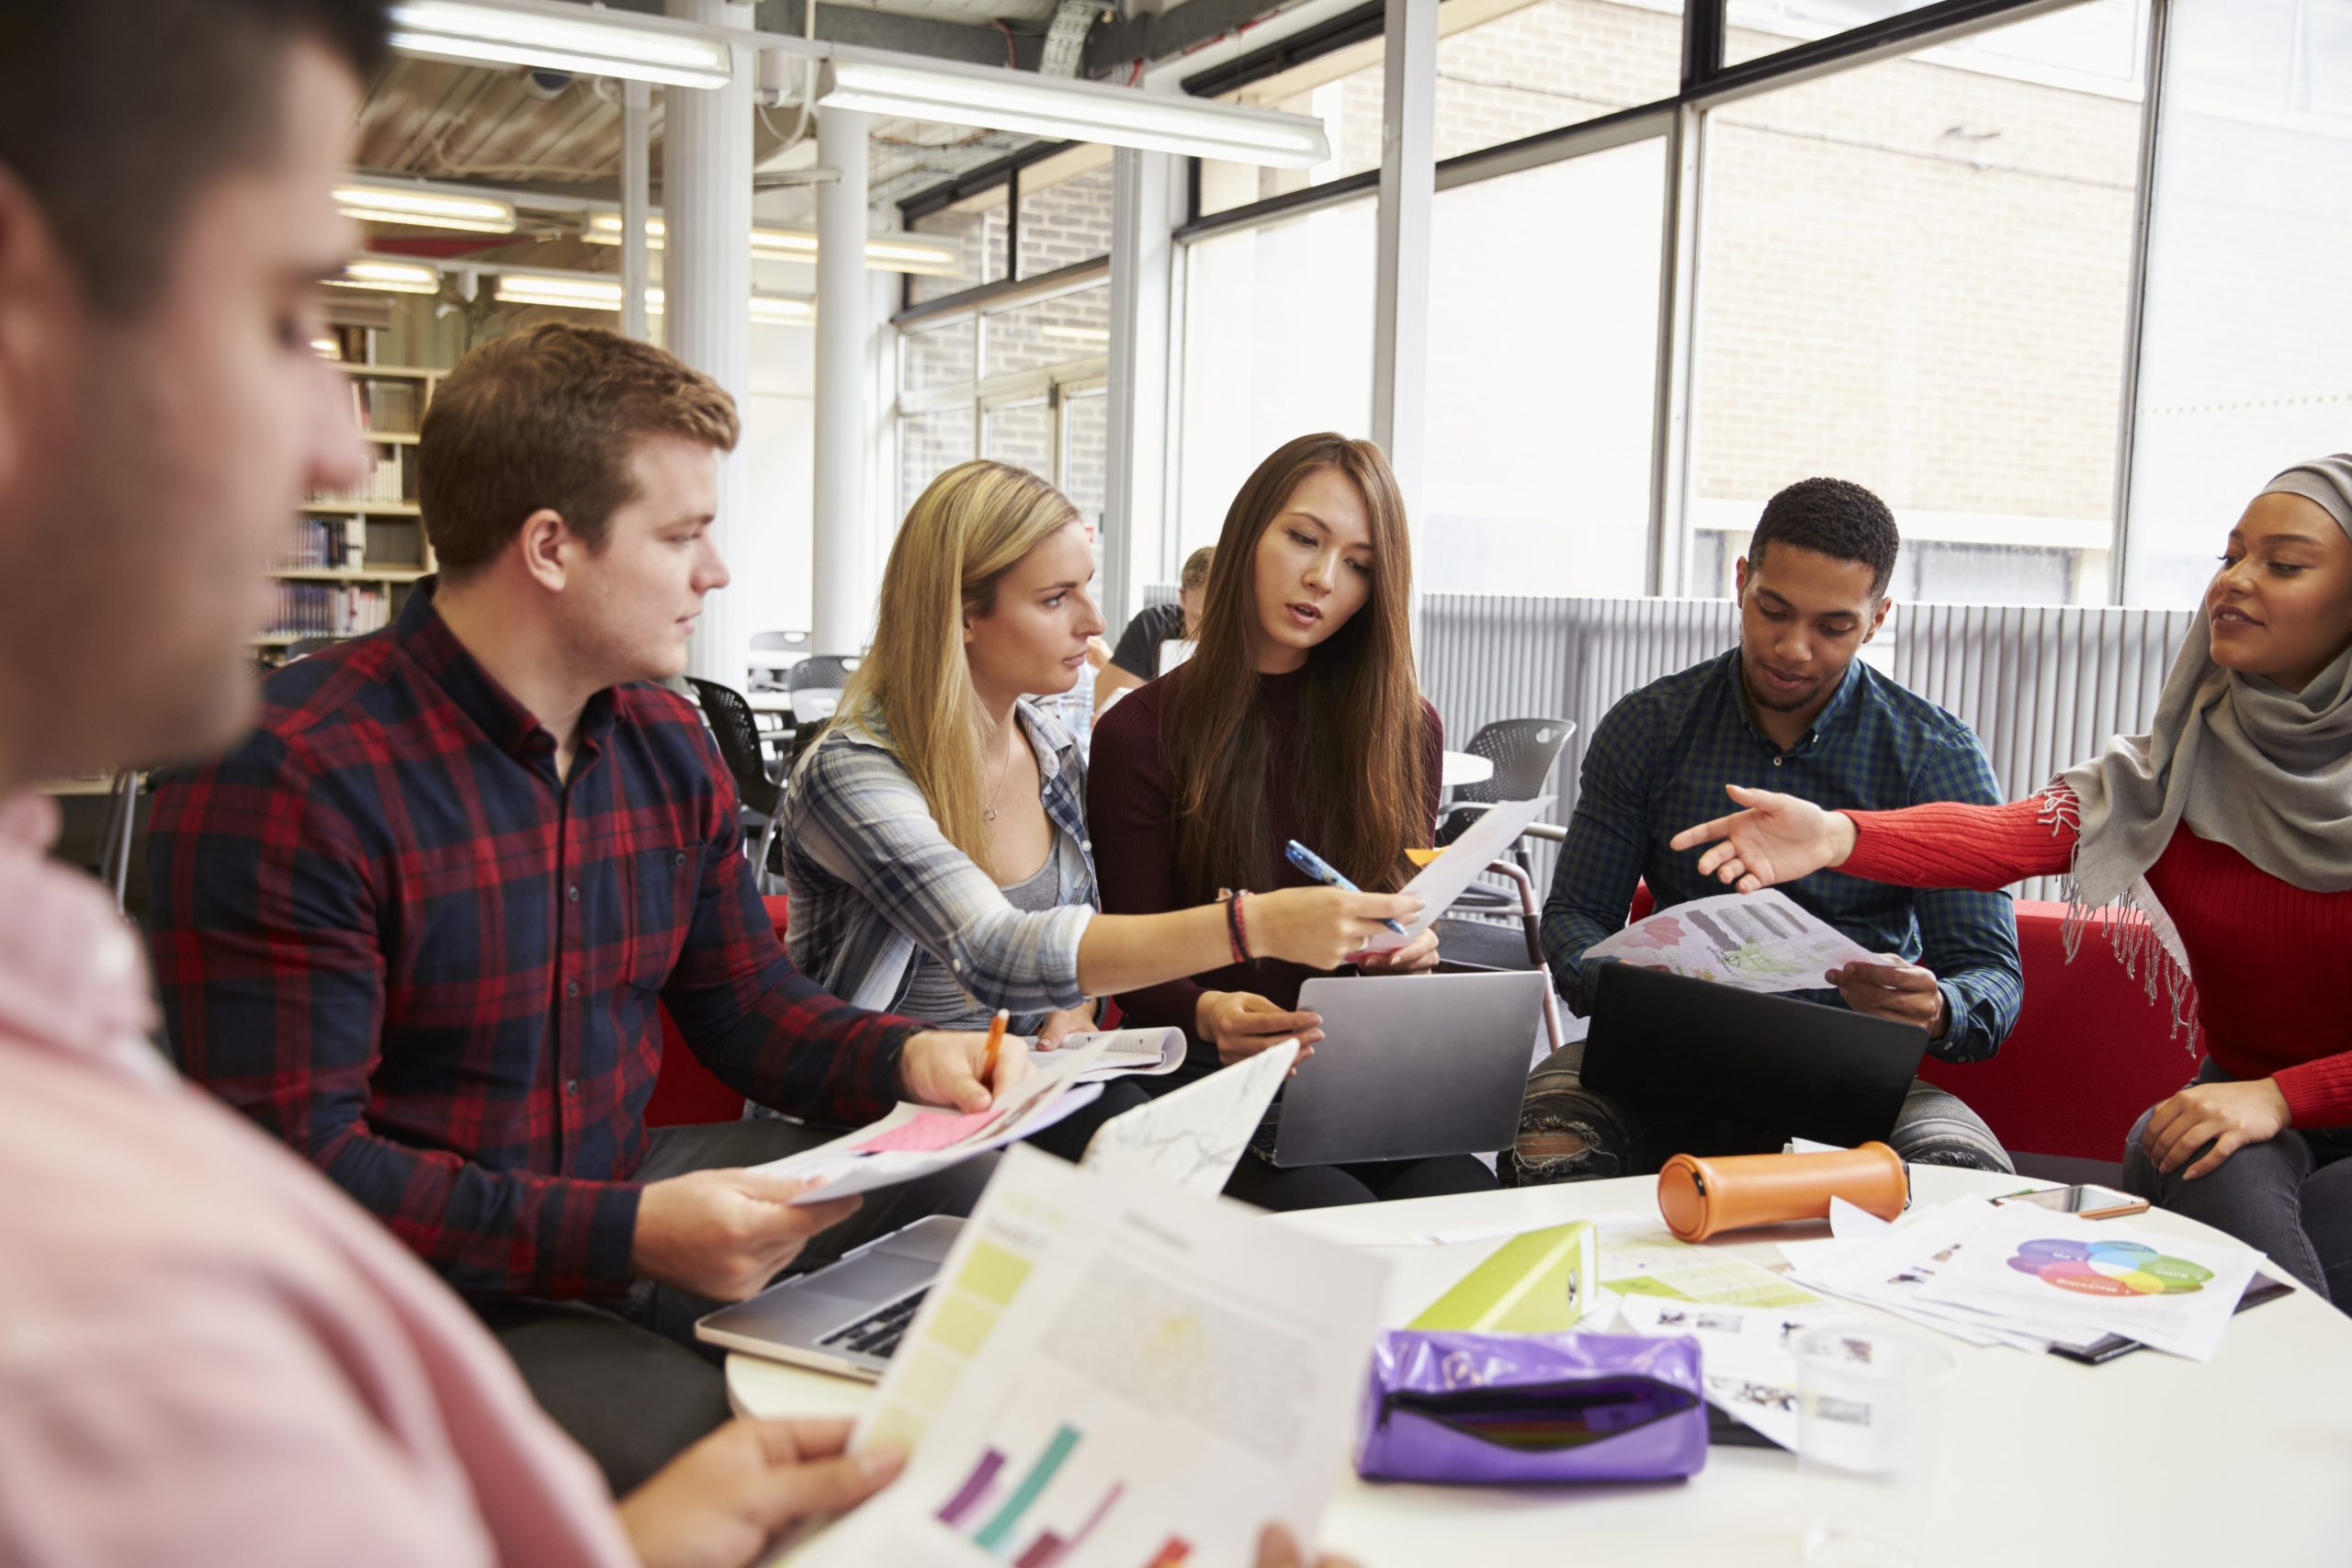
left=895, top=852, right=1067, bottom=1032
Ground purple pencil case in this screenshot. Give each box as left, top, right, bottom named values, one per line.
left=1355, top=1330, right=1708, bottom=1485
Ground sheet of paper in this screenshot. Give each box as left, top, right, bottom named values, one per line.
left=1914, top=1206, right=2260, bottom=1362
left=1786, top=1198, right=2082, bottom=1351
left=1596, top=1211, right=1825, bottom=1310
left=789, top=1146, right=1389, bottom=1568
left=855, top=1108, right=1003, bottom=1154
left=753, top=1035, right=1114, bottom=1205
left=1828, top=1196, right=1894, bottom=1243
left=768, top=1088, right=1106, bottom=1204
left=1358, top=795, right=1553, bottom=952
left=1586, top=887, right=1881, bottom=994
left=1079, top=1042, right=1298, bottom=1197
left=1035, top=1027, right=1185, bottom=1082
left=1615, top=1294, right=1852, bottom=1450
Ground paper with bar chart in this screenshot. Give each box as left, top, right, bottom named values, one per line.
left=751, top=1034, right=1113, bottom=1204
left=788, top=1145, right=1388, bottom=1568
left=1586, top=887, right=1880, bottom=994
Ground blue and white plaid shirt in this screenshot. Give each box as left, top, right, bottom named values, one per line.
left=1542, top=649, right=2023, bottom=1064
left=775, top=698, right=1097, bottom=1032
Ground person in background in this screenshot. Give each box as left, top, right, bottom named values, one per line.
left=1090, top=433, right=1498, bottom=1211
left=1671, top=457, right=2352, bottom=1308
left=146, top=321, right=1018, bottom=1495
left=1511, top=478, right=2020, bottom=1186
left=775, top=463, right=1417, bottom=1156
left=1091, top=543, right=1214, bottom=713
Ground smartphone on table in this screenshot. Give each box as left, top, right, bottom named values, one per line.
left=1992, top=1182, right=2150, bottom=1220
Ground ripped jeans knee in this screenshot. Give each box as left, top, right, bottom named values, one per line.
left=1508, top=1063, right=1638, bottom=1187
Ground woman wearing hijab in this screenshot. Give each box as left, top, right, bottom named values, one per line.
left=1665, top=456, right=2352, bottom=1305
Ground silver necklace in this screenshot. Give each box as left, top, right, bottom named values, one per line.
left=983, top=728, right=1015, bottom=823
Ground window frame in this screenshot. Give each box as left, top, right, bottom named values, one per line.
left=893, top=0, right=2179, bottom=606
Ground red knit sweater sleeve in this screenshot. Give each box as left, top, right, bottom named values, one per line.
left=1838, top=790, right=2079, bottom=891
left=2272, top=1056, right=2352, bottom=1129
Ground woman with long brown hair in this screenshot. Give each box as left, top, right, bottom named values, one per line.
left=1089, top=434, right=1498, bottom=1210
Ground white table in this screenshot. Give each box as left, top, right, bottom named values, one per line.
left=730, top=1169, right=2352, bottom=1564
left=1439, top=750, right=1493, bottom=790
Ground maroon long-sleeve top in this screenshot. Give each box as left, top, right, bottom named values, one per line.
left=1086, top=664, right=1442, bottom=1072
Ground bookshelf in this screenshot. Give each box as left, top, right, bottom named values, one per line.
left=263, top=364, right=444, bottom=661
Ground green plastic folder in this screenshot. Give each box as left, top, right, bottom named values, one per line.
left=1408, top=1221, right=1600, bottom=1334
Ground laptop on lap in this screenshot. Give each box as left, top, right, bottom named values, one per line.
left=1579, top=962, right=1928, bottom=1156
left=1256, top=969, right=1549, bottom=1168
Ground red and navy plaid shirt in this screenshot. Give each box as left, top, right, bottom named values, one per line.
left=147, top=581, right=914, bottom=1301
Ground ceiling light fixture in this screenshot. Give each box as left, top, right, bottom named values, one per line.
left=386, top=0, right=735, bottom=90
left=816, top=52, right=1329, bottom=168
left=492, top=271, right=811, bottom=324
left=582, top=211, right=958, bottom=276
left=335, top=182, right=516, bottom=234
left=324, top=259, right=444, bottom=295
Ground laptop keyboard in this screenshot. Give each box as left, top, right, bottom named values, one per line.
left=817, top=1287, right=928, bottom=1360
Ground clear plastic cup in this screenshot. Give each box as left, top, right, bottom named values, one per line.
left=1792, top=1324, right=1959, bottom=1568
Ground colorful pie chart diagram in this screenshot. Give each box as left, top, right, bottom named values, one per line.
left=2006, top=1237, right=2212, bottom=1298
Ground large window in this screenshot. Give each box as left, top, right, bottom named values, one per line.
left=1018, top=156, right=1116, bottom=276
left=1177, top=197, right=1376, bottom=550
left=2122, top=0, right=2352, bottom=607
left=1424, top=139, right=1666, bottom=597
left=1725, top=1, right=1940, bottom=64
left=896, top=277, right=1110, bottom=522
left=910, top=200, right=1007, bottom=305
left=1688, top=3, right=2146, bottom=603
left=1199, top=0, right=1683, bottom=216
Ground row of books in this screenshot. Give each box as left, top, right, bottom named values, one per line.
left=266, top=583, right=391, bottom=637
left=352, top=378, right=422, bottom=433
left=276, top=515, right=371, bottom=570
left=311, top=453, right=411, bottom=506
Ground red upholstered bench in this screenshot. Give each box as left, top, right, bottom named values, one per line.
left=1623, top=886, right=2195, bottom=1166
left=1918, top=899, right=2196, bottom=1165
left=643, top=893, right=787, bottom=1128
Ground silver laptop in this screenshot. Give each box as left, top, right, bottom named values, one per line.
left=695, top=1047, right=1288, bottom=1380
left=1255, top=970, right=1546, bottom=1168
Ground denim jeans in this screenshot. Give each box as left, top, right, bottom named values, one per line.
left=1507, top=1038, right=2014, bottom=1187
left=2122, top=1058, right=2352, bottom=1306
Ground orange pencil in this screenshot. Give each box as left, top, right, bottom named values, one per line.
left=979, top=1009, right=1009, bottom=1098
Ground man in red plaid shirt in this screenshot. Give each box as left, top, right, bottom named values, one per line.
left=147, top=321, right=1024, bottom=1493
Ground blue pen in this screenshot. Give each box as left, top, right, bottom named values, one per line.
left=1285, top=839, right=1409, bottom=937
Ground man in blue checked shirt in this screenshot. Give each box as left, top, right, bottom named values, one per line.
left=1509, top=479, right=2021, bottom=1186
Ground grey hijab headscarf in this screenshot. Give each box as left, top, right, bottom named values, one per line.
left=2054, top=454, right=2352, bottom=1024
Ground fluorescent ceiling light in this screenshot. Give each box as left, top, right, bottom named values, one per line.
left=336, top=182, right=515, bottom=234
left=817, top=55, right=1329, bottom=169
left=325, top=259, right=443, bottom=295
left=744, top=295, right=817, bottom=325
left=387, top=1, right=734, bottom=89
left=583, top=212, right=958, bottom=276
left=493, top=274, right=626, bottom=310
left=492, top=271, right=811, bottom=324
